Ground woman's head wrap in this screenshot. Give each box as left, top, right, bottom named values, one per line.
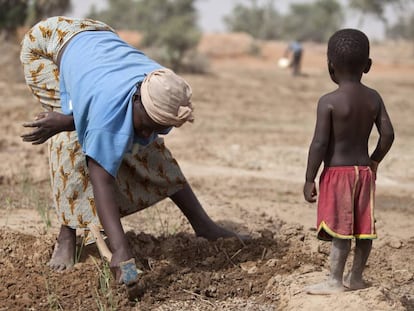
left=140, top=69, right=194, bottom=127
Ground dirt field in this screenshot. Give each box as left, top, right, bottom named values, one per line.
left=0, top=36, right=413, bottom=310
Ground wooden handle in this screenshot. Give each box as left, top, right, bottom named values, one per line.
left=89, top=224, right=112, bottom=262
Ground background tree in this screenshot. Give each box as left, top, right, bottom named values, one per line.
left=386, top=11, right=414, bottom=41
left=0, top=0, right=28, bottom=40
left=224, top=0, right=343, bottom=42
left=223, top=0, right=283, bottom=40
left=88, top=0, right=141, bottom=30
left=22, top=0, right=72, bottom=27
left=0, top=0, right=71, bottom=41
left=29, top=0, right=71, bottom=22
left=282, top=0, right=343, bottom=42
left=348, top=0, right=402, bottom=27
left=348, top=0, right=414, bottom=42
left=88, top=0, right=202, bottom=73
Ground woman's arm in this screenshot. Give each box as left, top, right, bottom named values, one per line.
left=21, top=111, right=75, bottom=144
left=87, top=157, right=129, bottom=253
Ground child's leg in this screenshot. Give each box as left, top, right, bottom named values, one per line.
left=169, top=183, right=242, bottom=240
left=306, top=238, right=351, bottom=294
left=343, top=239, right=372, bottom=290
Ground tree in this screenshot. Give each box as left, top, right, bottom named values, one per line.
left=386, top=12, right=414, bottom=40
left=137, top=0, right=201, bottom=72
left=26, top=0, right=71, bottom=26
left=0, top=0, right=28, bottom=40
left=348, top=0, right=402, bottom=27
left=282, top=0, right=344, bottom=42
left=223, top=0, right=343, bottom=42
left=88, top=0, right=141, bottom=30
left=223, top=0, right=283, bottom=40
left=32, top=0, right=71, bottom=20
left=0, top=0, right=71, bottom=40
left=88, top=0, right=202, bottom=72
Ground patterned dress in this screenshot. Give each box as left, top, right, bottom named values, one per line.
left=20, top=16, right=186, bottom=229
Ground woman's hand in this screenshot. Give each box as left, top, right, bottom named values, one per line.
left=21, top=111, right=75, bottom=144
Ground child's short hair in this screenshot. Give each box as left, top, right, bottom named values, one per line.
left=327, top=29, right=370, bottom=73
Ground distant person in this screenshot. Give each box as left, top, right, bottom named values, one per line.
left=20, top=16, right=241, bottom=295
left=303, top=29, right=394, bottom=294
left=284, top=40, right=303, bottom=76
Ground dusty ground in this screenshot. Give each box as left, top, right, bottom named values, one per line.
left=0, top=36, right=413, bottom=310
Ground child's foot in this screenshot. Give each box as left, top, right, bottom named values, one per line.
left=48, top=226, right=76, bottom=271
left=305, top=279, right=347, bottom=295
left=343, top=274, right=370, bottom=290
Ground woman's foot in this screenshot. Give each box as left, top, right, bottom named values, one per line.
left=48, top=225, right=76, bottom=271
left=194, top=222, right=249, bottom=241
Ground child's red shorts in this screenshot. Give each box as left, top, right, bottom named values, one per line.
left=317, top=166, right=376, bottom=241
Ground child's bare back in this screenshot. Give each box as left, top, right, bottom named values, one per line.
left=305, top=29, right=394, bottom=188
left=320, top=83, right=385, bottom=167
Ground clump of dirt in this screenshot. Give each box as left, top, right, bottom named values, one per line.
left=1, top=226, right=412, bottom=310
left=0, top=225, right=317, bottom=310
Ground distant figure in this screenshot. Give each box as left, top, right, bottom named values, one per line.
left=303, top=29, right=394, bottom=294
left=284, top=40, right=303, bottom=76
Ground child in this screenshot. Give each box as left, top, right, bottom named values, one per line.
left=20, top=16, right=240, bottom=289
left=303, top=29, right=394, bottom=294
left=284, top=40, right=303, bottom=76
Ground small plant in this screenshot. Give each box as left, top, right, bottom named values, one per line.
left=35, top=196, right=51, bottom=231
left=45, top=277, right=63, bottom=310
left=154, top=205, right=169, bottom=236
left=20, top=172, right=32, bottom=199
left=139, top=204, right=170, bottom=236
left=47, top=292, right=63, bottom=311
left=92, top=257, right=117, bottom=311
left=1, top=197, right=13, bottom=227
left=139, top=202, right=188, bottom=237
left=75, top=234, right=86, bottom=264
left=19, top=169, right=52, bottom=231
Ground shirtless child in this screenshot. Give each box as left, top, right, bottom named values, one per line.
left=303, top=29, right=394, bottom=294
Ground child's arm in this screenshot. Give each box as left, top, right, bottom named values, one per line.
left=370, top=95, right=394, bottom=168
left=304, top=97, right=332, bottom=202
left=21, top=111, right=75, bottom=144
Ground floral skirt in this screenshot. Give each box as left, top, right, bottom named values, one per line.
left=20, top=16, right=186, bottom=229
